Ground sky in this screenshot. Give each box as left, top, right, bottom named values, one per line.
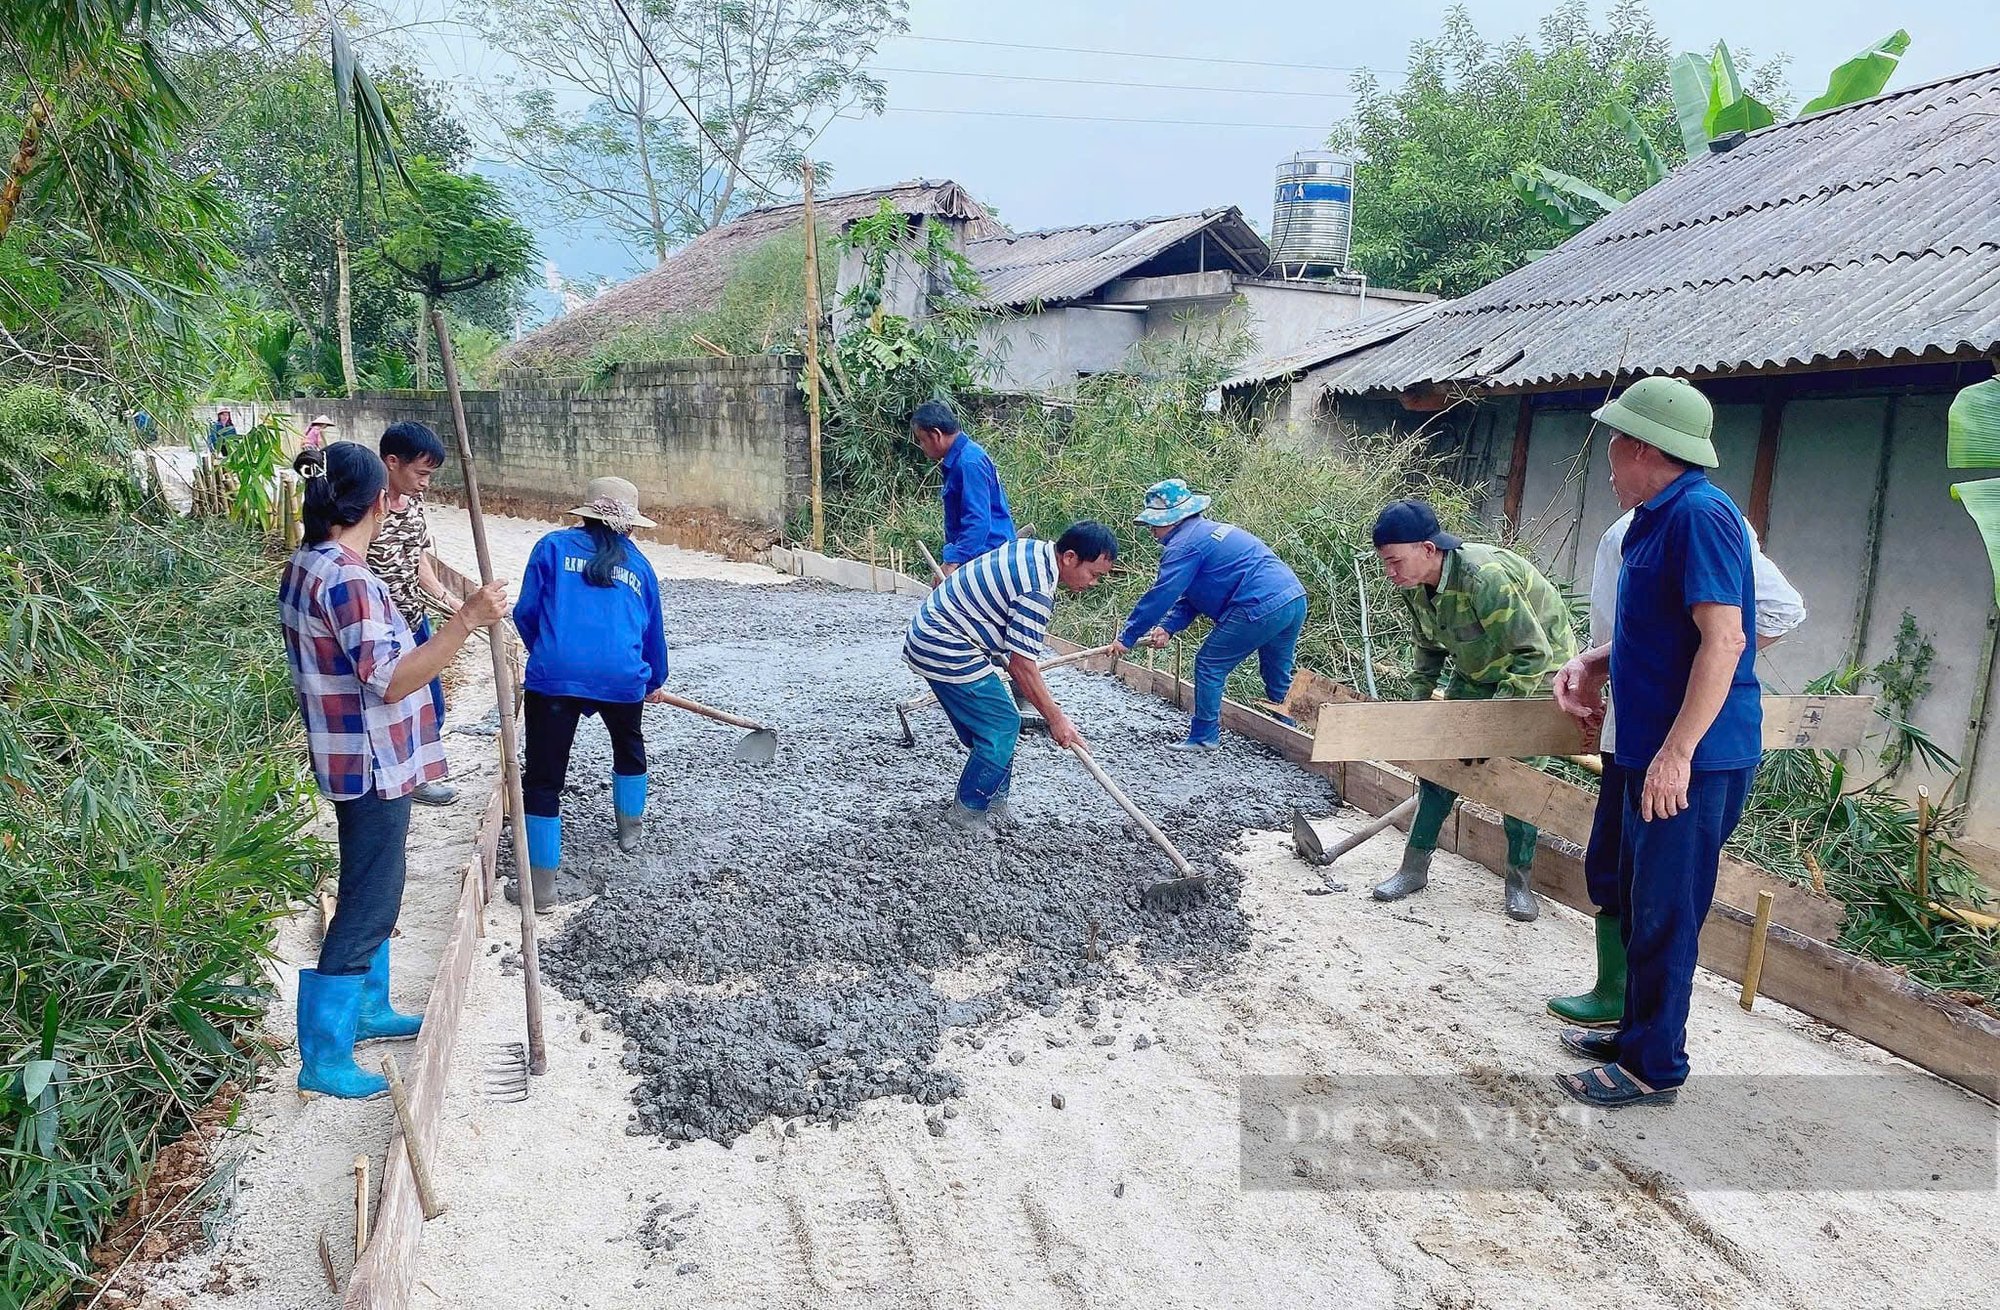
left=393, top=0, right=1999, bottom=313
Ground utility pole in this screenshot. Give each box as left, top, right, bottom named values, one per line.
left=800, top=159, right=825, bottom=552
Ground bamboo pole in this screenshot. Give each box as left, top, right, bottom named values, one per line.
left=1738, top=889, right=1776, bottom=1011
left=382, top=1053, right=443, bottom=1220
left=1914, top=786, right=1933, bottom=923
left=800, top=160, right=826, bottom=552
left=353, top=1154, right=369, bottom=1259
left=431, top=307, right=547, bottom=1076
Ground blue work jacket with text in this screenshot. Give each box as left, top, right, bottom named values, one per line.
left=939, top=432, right=1017, bottom=565
left=1119, top=516, right=1305, bottom=647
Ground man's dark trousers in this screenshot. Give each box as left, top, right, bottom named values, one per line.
left=1615, top=764, right=1755, bottom=1088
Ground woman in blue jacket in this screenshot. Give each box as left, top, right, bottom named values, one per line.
left=511, top=476, right=669, bottom=910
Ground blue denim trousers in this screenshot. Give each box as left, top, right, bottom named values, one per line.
left=411, top=613, right=446, bottom=730
left=1616, top=764, right=1755, bottom=1088
left=928, top=672, right=1021, bottom=810
left=321, top=789, right=413, bottom=976
left=1187, top=595, right=1307, bottom=745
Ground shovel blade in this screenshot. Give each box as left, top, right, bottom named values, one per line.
left=734, top=728, right=779, bottom=765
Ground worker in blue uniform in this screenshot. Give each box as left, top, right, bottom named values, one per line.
left=913, top=400, right=1015, bottom=574
left=1108, top=479, right=1308, bottom=750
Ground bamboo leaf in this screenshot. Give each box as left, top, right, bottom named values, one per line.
left=1801, top=31, right=1911, bottom=115
left=21, top=1058, right=58, bottom=1104
left=1947, top=377, right=2000, bottom=468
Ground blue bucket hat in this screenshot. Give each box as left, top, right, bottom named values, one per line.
left=1136, top=478, right=1212, bottom=527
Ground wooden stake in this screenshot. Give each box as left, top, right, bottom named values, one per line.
left=867, top=527, right=878, bottom=592
left=382, top=1054, right=443, bottom=1220
left=316, top=1230, right=339, bottom=1293
left=800, top=159, right=826, bottom=552
left=432, top=307, right=547, bottom=1076
left=319, top=889, right=337, bottom=939
left=1914, top=786, right=1933, bottom=919
left=353, top=1154, right=369, bottom=1259
left=280, top=476, right=296, bottom=548
left=1739, top=889, right=1776, bottom=1011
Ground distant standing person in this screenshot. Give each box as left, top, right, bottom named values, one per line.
left=1371, top=500, right=1576, bottom=922
left=302, top=413, right=335, bottom=451
left=280, top=443, right=508, bottom=1098
left=1107, top=479, right=1307, bottom=750
left=912, top=400, right=1015, bottom=575
left=903, top=524, right=1119, bottom=831
left=1552, top=377, right=1763, bottom=1108
left=365, top=421, right=462, bottom=807
left=511, top=476, right=670, bottom=911
left=207, top=407, right=237, bottom=455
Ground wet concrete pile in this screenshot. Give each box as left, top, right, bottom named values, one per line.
left=532, top=577, right=1336, bottom=1144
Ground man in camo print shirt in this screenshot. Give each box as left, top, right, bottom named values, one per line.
left=1370, top=500, right=1577, bottom=922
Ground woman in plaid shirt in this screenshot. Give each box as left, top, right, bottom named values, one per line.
left=280, top=443, right=507, bottom=1099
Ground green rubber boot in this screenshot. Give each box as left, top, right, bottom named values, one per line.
left=1547, top=913, right=1627, bottom=1027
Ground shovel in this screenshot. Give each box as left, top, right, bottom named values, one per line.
left=895, top=644, right=1120, bottom=747
left=1066, top=742, right=1207, bottom=912
left=650, top=691, right=779, bottom=764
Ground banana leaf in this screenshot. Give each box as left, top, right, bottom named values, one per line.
left=1607, top=100, right=1670, bottom=187
left=1511, top=165, right=1621, bottom=233
left=1946, top=376, right=2000, bottom=468
left=1670, top=52, right=1715, bottom=154
left=1950, top=478, right=2000, bottom=606
left=1708, top=91, right=1777, bottom=137
left=1801, top=31, right=1911, bottom=115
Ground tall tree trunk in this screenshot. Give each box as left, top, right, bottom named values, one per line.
left=0, top=99, right=51, bottom=245
left=335, top=220, right=358, bottom=396
left=629, top=85, right=669, bottom=263
left=414, top=292, right=431, bottom=389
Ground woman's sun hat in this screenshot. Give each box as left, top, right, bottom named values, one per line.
left=570, top=475, right=657, bottom=531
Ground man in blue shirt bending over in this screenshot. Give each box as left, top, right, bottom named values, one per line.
left=913, top=400, right=1016, bottom=575
left=1552, top=376, right=1761, bottom=1110
left=1108, top=479, right=1308, bottom=751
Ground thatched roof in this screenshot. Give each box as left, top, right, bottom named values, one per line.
left=499, top=180, right=1003, bottom=366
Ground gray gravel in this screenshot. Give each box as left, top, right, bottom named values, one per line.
left=512, top=577, right=1333, bottom=1144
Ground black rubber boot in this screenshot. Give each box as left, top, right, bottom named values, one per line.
left=1504, top=864, right=1540, bottom=922
left=1372, top=844, right=1432, bottom=901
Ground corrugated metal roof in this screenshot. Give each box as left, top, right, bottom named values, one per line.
left=966, top=208, right=1268, bottom=309
left=1315, top=64, right=2000, bottom=396
left=499, top=180, right=1006, bottom=366
left=1223, top=300, right=1445, bottom=388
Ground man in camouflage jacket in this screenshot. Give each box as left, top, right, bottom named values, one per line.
left=1371, top=500, right=1577, bottom=921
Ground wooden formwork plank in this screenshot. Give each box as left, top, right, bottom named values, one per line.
left=1311, top=694, right=1878, bottom=763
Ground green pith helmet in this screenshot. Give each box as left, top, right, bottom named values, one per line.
left=1592, top=376, right=1719, bottom=467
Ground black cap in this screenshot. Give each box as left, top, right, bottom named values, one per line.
left=1372, top=499, right=1462, bottom=551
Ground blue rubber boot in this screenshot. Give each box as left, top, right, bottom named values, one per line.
left=355, top=941, right=422, bottom=1042
left=297, top=969, right=388, bottom=1099
left=613, top=773, right=648, bottom=854
left=526, top=813, right=562, bottom=913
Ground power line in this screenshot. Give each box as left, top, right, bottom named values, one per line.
left=870, top=65, right=1353, bottom=98
left=890, top=33, right=1361, bottom=74
left=879, top=106, right=1327, bottom=130
left=608, top=0, right=784, bottom=202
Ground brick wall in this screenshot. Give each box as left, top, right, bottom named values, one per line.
left=307, top=356, right=810, bottom=535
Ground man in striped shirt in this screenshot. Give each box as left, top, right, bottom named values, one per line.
left=903, top=522, right=1120, bottom=831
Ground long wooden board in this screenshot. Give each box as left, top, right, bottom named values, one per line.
left=1312, top=693, right=1878, bottom=763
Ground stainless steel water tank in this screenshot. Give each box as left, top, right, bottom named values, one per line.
left=1270, top=151, right=1355, bottom=275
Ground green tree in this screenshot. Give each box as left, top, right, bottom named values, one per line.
left=369, top=156, right=536, bottom=387
left=1329, top=0, right=1784, bottom=296
left=478, top=0, right=907, bottom=265
left=185, top=46, right=475, bottom=393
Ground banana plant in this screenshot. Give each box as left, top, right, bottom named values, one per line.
left=1948, top=378, right=2000, bottom=605
left=1673, top=32, right=1910, bottom=153
left=1511, top=101, right=1670, bottom=238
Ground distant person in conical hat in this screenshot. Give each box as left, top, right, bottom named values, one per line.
left=1551, top=375, right=1763, bottom=1110
left=511, top=476, right=669, bottom=911
left=1107, top=479, right=1307, bottom=752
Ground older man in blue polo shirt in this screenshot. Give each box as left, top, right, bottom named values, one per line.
left=913, top=400, right=1016, bottom=574
left=1107, top=479, right=1307, bottom=751
left=1552, top=376, right=1762, bottom=1109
